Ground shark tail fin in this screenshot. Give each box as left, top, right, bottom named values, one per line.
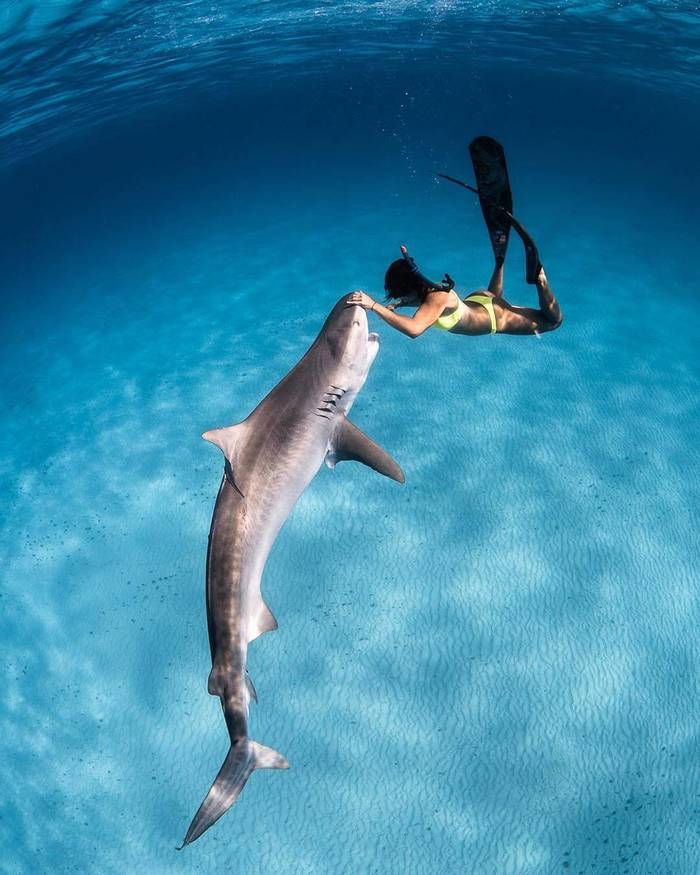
left=178, top=739, right=289, bottom=849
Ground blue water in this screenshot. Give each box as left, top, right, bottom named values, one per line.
left=2, top=2, right=700, bottom=873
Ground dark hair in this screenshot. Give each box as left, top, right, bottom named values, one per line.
left=384, top=259, right=431, bottom=302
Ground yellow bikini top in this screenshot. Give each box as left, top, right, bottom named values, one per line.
left=433, top=299, right=466, bottom=331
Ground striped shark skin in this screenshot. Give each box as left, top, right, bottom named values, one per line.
left=180, top=297, right=404, bottom=847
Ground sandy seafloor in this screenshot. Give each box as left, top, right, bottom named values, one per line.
left=1, top=2, right=700, bottom=873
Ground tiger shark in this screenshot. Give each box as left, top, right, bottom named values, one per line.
left=180, top=296, right=404, bottom=847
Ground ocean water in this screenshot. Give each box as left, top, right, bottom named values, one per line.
left=2, top=2, right=700, bottom=873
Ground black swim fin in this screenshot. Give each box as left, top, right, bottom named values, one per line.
left=469, top=136, right=513, bottom=268
left=506, top=211, right=543, bottom=284
left=437, top=142, right=543, bottom=285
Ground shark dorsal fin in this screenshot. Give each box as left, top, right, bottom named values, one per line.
left=202, top=423, right=245, bottom=462
left=327, top=418, right=405, bottom=483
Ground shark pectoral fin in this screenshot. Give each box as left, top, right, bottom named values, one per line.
left=202, top=423, right=246, bottom=462
left=328, top=418, right=405, bottom=483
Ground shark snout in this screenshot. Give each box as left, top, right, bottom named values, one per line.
left=345, top=304, right=366, bottom=325
left=324, top=299, right=372, bottom=369
left=344, top=304, right=368, bottom=336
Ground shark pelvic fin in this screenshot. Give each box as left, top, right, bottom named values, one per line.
left=202, top=423, right=245, bottom=462
left=327, top=418, right=405, bottom=483
left=207, top=667, right=259, bottom=704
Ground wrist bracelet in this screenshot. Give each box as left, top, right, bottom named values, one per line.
left=371, top=301, right=376, bottom=311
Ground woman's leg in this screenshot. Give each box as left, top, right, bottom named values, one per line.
left=495, top=272, right=563, bottom=335
left=487, top=227, right=508, bottom=295
left=497, top=305, right=560, bottom=335
left=487, top=262, right=504, bottom=296
left=533, top=267, right=562, bottom=325
left=495, top=212, right=562, bottom=333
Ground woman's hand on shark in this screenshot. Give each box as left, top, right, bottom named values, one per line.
left=346, top=290, right=376, bottom=311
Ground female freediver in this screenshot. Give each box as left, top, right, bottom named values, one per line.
left=347, top=136, right=563, bottom=338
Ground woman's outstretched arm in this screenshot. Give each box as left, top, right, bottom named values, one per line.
left=346, top=290, right=448, bottom=339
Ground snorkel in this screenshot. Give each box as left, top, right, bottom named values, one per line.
left=436, top=171, right=519, bottom=226
left=399, top=244, right=455, bottom=292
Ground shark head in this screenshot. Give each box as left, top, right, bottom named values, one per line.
left=318, top=297, right=380, bottom=413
